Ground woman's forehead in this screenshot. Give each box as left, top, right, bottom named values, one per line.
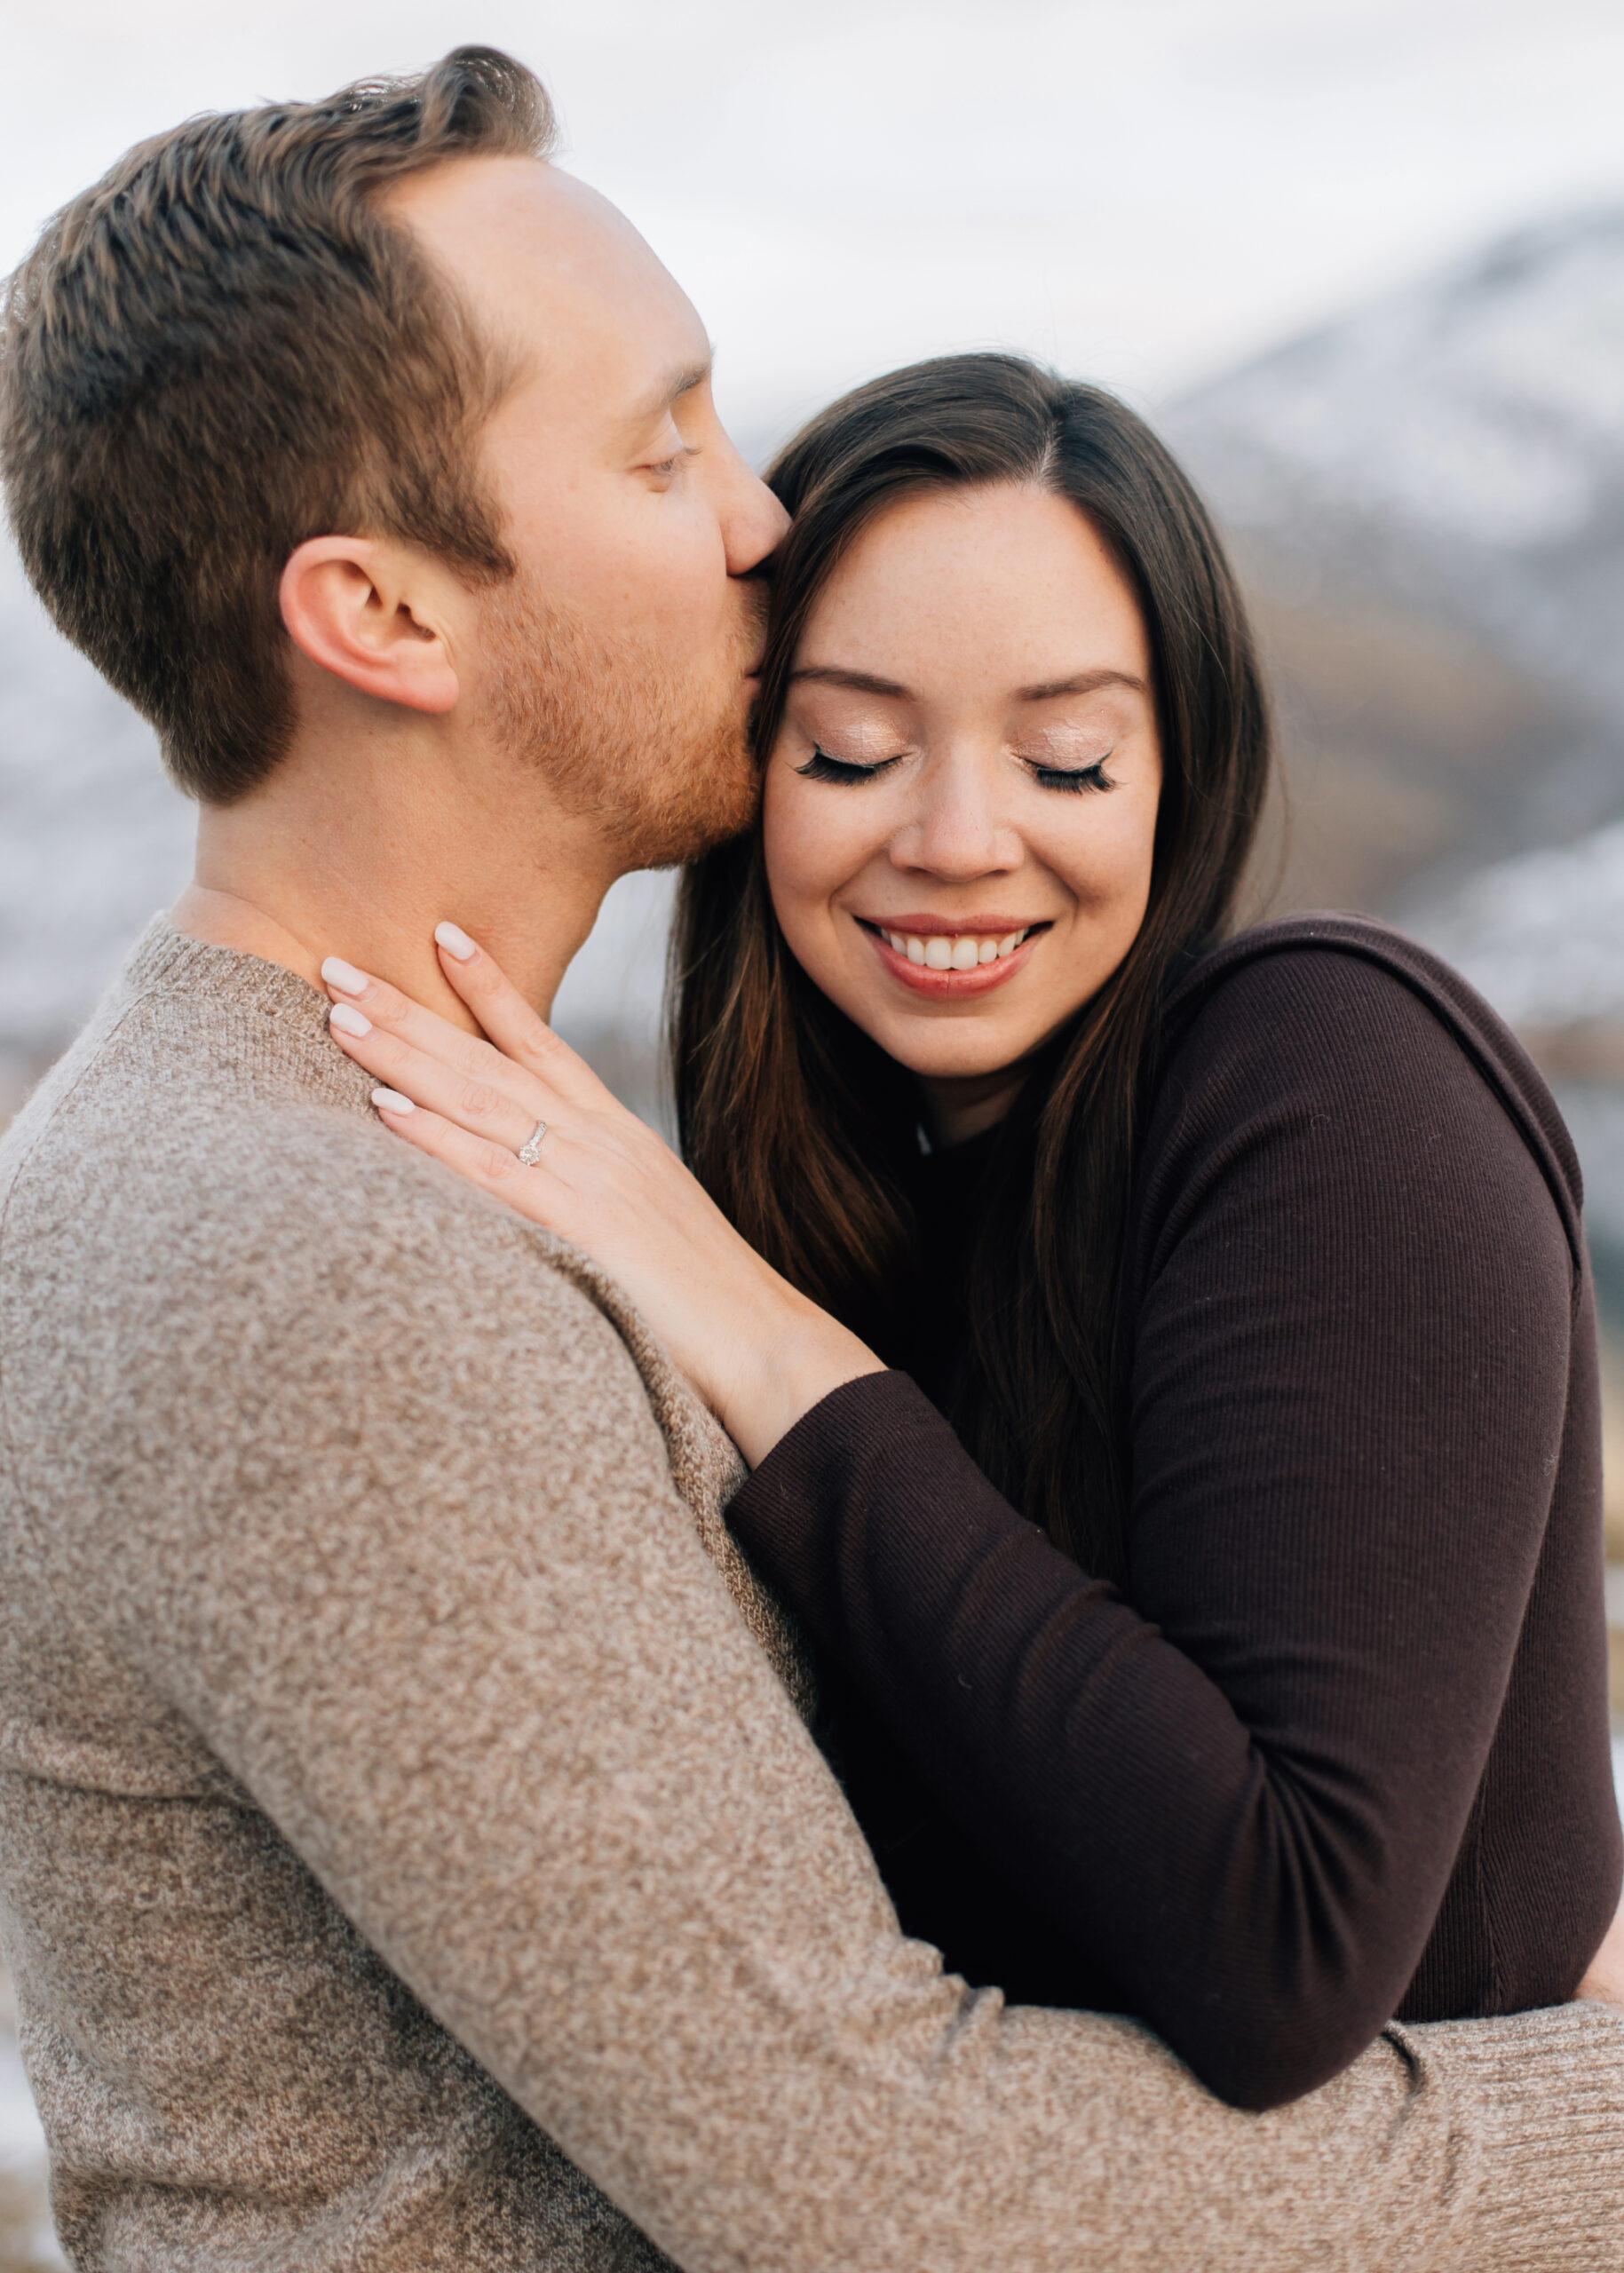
left=795, top=484, right=1150, bottom=693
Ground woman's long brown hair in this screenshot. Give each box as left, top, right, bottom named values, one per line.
left=670, top=355, right=1271, bottom=1580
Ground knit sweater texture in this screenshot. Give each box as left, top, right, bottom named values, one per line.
left=1, top=918, right=1623, bottom=2272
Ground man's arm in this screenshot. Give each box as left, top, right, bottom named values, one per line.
left=96, top=1163, right=1624, bottom=2273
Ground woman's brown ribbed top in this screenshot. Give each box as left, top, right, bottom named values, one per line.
left=728, top=916, right=1624, bottom=2111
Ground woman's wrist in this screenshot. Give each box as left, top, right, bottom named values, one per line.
left=717, top=1289, right=885, bottom=1469
left=1579, top=1896, right=1624, bottom=2009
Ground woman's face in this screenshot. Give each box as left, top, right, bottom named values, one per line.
left=762, top=480, right=1162, bottom=1136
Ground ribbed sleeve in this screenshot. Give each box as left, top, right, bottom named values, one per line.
left=1429, top=2004, right=1624, bottom=2267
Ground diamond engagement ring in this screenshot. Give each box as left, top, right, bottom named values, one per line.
left=516, top=1121, right=549, bottom=1168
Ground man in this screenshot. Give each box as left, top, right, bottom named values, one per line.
left=0, top=44, right=1620, bottom=2273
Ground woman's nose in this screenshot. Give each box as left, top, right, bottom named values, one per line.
left=891, top=764, right=1020, bottom=878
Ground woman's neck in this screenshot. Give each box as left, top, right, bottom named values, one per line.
left=918, top=1064, right=1029, bottom=1148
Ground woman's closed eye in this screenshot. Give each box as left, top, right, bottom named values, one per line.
left=794, top=742, right=1117, bottom=791
left=795, top=745, right=905, bottom=785
left=1027, top=754, right=1116, bottom=794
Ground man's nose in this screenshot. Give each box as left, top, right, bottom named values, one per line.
left=716, top=438, right=791, bottom=578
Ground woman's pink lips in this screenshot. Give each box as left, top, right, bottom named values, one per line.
left=865, top=925, right=1041, bottom=998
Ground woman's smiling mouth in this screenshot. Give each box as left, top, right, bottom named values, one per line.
left=856, top=916, right=1050, bottom=997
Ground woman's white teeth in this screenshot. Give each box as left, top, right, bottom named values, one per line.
left=883, top=927, right=1031, bottom=969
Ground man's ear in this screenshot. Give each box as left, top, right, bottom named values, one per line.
left=279, top=536, right=460, bottom=715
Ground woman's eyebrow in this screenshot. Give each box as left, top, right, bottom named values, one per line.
left=1018, top=668, right=1149, bottom=701
left=788, top=666, right=911, bottom=698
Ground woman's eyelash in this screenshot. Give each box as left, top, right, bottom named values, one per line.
left=1030, top=756, right=1116, bottom=794
left=795, top=746, right=1113, bottom=789
left=795, top=746, right=900, bottom=785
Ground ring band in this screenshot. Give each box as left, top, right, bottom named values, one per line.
left=517, top=1120, right=549, bottom=1168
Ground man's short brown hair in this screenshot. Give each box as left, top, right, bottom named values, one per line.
left=0, top=47, right=555, bottom=803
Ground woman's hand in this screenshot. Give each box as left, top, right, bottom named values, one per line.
left=320, top=927, right=883, bottom=1466
left=1579, top=1892, right=1624, bottom=2011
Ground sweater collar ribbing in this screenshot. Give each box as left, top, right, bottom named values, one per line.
left=117, top=913, right=375, bottom=1114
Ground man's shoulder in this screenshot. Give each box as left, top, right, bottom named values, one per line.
left=0, top=974, right=632, bottom=1388
left=0, top=957, right=802, bottom=1723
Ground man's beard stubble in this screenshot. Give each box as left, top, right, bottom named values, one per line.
left=478, top=574, right=763, bottom=868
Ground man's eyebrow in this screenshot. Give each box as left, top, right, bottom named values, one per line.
left=1017, top=668, right=1149, bottom=701
left=630, top=356, right=714, bottom=426
left=788, top=666, right=912, bottom=698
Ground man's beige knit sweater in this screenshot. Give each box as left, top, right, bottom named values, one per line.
left=2, top=921, right=1622, bottom=2273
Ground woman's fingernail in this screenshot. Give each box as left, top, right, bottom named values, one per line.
left=321, top=956, right=370, bottom=995
left=329, top=1002, right=371, bottom=1038
left=434, top=923, right=478, bottom=962
left=371, top=1088, right=415, bottom=1114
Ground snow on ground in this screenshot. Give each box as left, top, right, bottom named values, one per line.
left=1410, top=818, right=1624, bottom=1030
left=0, top=2028, right=60, bottom=2271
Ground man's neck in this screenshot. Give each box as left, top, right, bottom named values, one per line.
left=170, top=733, right=618, bottom=1031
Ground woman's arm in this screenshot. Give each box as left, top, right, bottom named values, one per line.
left=724, top=948, right=1620, bottom=2108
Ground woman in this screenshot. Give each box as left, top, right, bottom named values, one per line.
left=321, top=353, right=1624, bottom=2110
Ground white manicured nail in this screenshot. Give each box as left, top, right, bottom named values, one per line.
left=372, top=1088, right=415, bottom=1114
left=329, top=1002, right=371, bottom=1037
left=435, top=922, right=478, bottom=962
left=321, top=956, right=369, bottom=995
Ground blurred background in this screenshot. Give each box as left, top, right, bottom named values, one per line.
left=2, top=4, right=1623, bottom=2261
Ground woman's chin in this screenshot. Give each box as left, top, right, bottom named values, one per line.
left=860, top=1017, right=1039, bottom=1089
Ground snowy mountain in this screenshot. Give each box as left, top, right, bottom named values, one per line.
left=1168, top=207, right=1624, bottom=924
left=1170, top=206, right=1624, bottom=735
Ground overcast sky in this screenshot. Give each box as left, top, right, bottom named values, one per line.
left=3, top=0, right=1623, bottom=450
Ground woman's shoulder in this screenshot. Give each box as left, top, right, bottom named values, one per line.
left=1151, top=913, right=1583, bottom=1244
left=1165, top=911, right=1522, bottom=1041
